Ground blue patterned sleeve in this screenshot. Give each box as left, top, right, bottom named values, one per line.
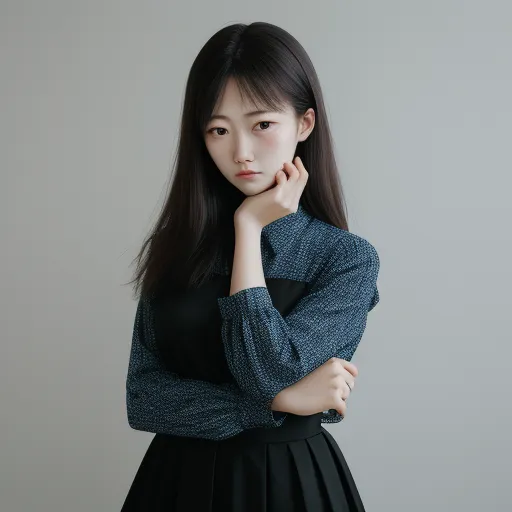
left=217, top=237, right=380, bottom=419
left=125, top=295, right=287, bottom=441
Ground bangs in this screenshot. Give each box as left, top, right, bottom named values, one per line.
left=195, top=25, right=309, bottom=133
left=231, top=71, right=290, bottom=114
left=200, top=66, right=296, bottom=132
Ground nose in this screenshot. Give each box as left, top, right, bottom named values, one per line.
left=233, top=134, right=254, bottom=164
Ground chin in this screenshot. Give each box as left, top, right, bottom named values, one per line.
left=232, top=179, right=275, bottom=196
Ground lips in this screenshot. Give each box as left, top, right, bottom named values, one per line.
left=236, top=170, right=260, bottom=176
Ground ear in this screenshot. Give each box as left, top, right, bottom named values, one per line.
left=297, top=108, right=316, bottom=142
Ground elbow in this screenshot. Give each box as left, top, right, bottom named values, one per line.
left=125, top=389, right=150, bottom=432
left=126, top=400, right=141, bottom=431
left=126, top=405, right=154, bottom=434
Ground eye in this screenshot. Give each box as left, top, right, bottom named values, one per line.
left=206, top=121, right=275, bottom=136
left=208, top=127, right=228, bottom=136
left=256, top=121, right=274, bottom=130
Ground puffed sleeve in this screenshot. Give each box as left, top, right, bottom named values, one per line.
left=216, top=236, right=380, bottom=413
left=125, top=295, right=287, bottom=441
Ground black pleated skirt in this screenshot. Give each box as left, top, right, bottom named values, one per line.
left=121, top=412, right=366, bottom=511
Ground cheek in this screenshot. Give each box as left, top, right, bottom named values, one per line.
left=263, top=135, right=280, bottom=150
left=205, top=142, right=225, bottom=166
left=263, top=130, right=291, bottom=150
left=263, top=131, right=296, bottom=161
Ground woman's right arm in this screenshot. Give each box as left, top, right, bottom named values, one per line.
left=125, top=296, right=288, bottom=441
left=271, top=357, right=359, bottom=418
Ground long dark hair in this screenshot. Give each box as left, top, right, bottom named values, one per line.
left=126, top=21, right=350, bottom=300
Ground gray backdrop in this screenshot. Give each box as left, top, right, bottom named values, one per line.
left=2, top=1, right=511, bottom=510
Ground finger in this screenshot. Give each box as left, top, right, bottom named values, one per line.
left=292, top=158, right=308, bottom=202
left=294, top=156, right=309, bottom=181
left=338, top=375, right=355, bottom=394
left=342, top=361, right=359, bottom=377
left=342, top=372, right=356, bottom=392
left=275, top=169, right=287, bottom=186
left=278, top=165, right=289, bottom=181
left=336, top=396, right=347, bottom=417
left=283, top=161, right=300, bottom=180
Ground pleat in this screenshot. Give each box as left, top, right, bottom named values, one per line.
left=305, top=433, right=352, bottom=511
left=175, top=438, right=218, bottom=511
left=121, top=435, right=181, bottom=511
left=122, top=419, right=366, bottom=512
left=211, top=440, right=267, bottom=511
left=320, top=429, right=366, bottom=511
left=286, top=434, right=327, bottom=510
left=266, top=440, right=306, bottom=512
left=242, top=442, right=268, bottom=510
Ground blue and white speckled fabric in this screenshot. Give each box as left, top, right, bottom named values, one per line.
left=126, top=203, right=380, bottom=440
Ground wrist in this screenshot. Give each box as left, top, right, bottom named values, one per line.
left=271, top=388, right=289, bottom=412
left=234, top=213, right=263, bottom=233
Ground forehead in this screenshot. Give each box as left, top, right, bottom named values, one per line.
left=211, top=77, right=292, bottom=120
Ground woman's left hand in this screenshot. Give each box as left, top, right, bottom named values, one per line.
left=234, top=156, right=309, bottom=229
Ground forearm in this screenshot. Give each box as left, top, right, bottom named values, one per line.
left=217, top=237, right=379, bottom=403
left=128, top=296, right=290, bottom=441
left=230, top=217, right=266, bottom=295
left=127, top=372, right=287, bottom=439
left=229, top=217, right=288, bottom=414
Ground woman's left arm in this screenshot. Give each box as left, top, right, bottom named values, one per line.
left=217, top=229, right=380, bottom=405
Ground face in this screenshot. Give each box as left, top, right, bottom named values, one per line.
left=204, top=77, right=315, bottom=196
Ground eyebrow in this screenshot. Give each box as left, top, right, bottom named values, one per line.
left=208, top=110, right=279, bottom=122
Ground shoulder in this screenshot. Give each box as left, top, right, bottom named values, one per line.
left=306, top=216, right=379, bottom=269
left=301, top=215, right=380, bottom=308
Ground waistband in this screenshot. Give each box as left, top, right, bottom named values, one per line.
left=221, top=412, right=324, bottom=447
left=156, top=412, right=324, bottom=449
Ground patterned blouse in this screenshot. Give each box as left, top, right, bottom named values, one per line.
left=125, top=203, right=380, bottom=440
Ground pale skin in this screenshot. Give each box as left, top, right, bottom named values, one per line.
left=204, top=77, right=358, bottom=417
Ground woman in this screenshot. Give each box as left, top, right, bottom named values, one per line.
left=121, top=21, right=380, bottom=511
